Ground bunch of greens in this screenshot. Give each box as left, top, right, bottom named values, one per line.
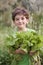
left=5, top=31, right=43, bottom=53
left=4, top=31, right=43, bottom=65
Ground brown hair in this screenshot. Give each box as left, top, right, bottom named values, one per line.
left=12, top=7, right=29, bottom=21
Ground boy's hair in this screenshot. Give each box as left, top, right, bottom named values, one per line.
left=12, top=7, right=29, bottom=21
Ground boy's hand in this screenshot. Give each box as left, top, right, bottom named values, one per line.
left=29, top=51, right=34, bottom=56
left=29, top=50, right=38, bottom=56
left=15, top=48, right=26, bottom=54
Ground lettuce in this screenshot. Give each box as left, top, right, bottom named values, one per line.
left=5, top=31, right=43, bottom=53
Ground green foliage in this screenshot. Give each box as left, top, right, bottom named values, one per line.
left=0, top=0, right=43, bottom=64
left=0, top=27, right=17, bottom=65
left=31, top=13, right=43, bottom=34
left=0, top=27, right=43, bottom=65
left=0, top=46, right=14, bottom=65
left=4, top=31, right=43, bottom=65
left=5, top=31, right=43, bottom=53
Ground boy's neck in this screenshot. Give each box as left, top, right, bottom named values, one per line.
left=18, top=27, right=27, bottom=32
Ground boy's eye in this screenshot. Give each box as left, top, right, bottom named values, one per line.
left=15, top=18, right=19, bottom=21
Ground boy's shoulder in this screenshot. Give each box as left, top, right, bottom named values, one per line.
left=26, top=28, right=36, bottom=33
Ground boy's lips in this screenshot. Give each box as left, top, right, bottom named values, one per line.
left=18, top=23, right=23, bottom=25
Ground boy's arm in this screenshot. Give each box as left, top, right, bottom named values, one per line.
left=15, top=49, right=38, bottom=56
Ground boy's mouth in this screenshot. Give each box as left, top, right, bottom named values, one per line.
left=18, top=23, right=23, bottom=25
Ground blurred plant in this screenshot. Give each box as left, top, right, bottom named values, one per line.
left=0, top=45, right=14, bottom=65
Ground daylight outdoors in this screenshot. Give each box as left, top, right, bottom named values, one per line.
left=0, top=0, right=43, bottom=65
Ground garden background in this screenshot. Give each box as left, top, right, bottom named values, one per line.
left=0, top=0, right=43, bottom=65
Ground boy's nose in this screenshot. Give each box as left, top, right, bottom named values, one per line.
left=19, top=19, right=22, bottom=23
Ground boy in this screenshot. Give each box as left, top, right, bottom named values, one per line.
left=12, top=7, right=41, bottom=65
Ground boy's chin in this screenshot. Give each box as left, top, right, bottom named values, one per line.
left=18, top=26, right=24, bottom=29
left=18, top=25, right=23, bottom=28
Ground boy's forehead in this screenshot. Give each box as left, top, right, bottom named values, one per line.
left=15, top=14, right=25, bottom=18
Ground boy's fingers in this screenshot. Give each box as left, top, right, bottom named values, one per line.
left=15, top=49, right=25, bottom=54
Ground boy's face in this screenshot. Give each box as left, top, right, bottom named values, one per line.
left=14, top=14, right=28, bottom=29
